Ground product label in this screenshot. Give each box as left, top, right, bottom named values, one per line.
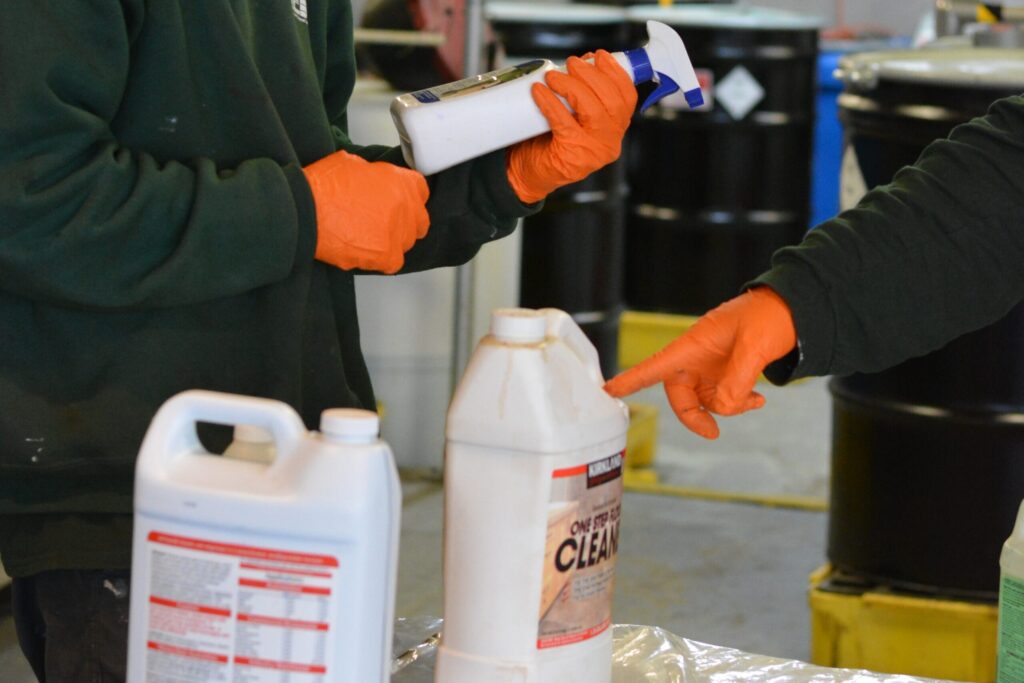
left=716, top=65, right=764, bottom=120
left=1000, top=573, right=1024, bottom=680
left=538, top=451, right=624, bottom=650
left=142, top=530, right=340, bottom=682
left=409, top=60, right=546, bottom=104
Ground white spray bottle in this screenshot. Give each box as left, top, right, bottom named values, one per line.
left=391, top=20, right=703, bottom=175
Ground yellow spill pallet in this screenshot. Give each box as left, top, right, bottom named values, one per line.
left=625, top=402, right=659, bottom=469
left=809, top=564, right=997, bottom=682
left=619, top=310, right=699, bottom=370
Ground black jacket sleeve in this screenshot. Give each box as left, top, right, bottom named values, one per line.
left=331, top=131, right=539, bottom=275
left=752, top=95, right=1024, bottom=383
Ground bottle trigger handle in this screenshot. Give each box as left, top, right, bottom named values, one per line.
left=641, top=72, right=681, bottom=112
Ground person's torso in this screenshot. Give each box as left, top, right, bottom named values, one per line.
left=114, top=0, right=349, bottom=167
left=0, top=0, right=371, bottom=510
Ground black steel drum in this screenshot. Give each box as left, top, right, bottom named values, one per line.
left=624, top=5, right=819, bottom=314
left=487, top=2, right=632, bottom=376
left=830, top=49, right=1024, bottom=598
left=488, top=2, right=630, bottom=60
left=519, top=162, right=628, bottom=376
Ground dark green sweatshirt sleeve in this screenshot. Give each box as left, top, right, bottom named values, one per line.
left=0, top=1, right=317, bottom=310
left=751, top=95, right=1024, bottom=383
left=330, top=130, right=538, bottom=274
left=401, top=148, right=539, bottom=273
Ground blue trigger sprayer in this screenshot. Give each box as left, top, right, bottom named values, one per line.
left=390, top=20, right=703, bottom=176
left=622, top=20, right=704, bottom=111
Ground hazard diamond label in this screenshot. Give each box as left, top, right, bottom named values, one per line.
left=716, top=66, right=765, bottom=120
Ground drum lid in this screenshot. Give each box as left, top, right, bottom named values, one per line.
left=486, top=2, right=626, bottom=25
left=837, top=48, right=1024, bottom=90
left=625, top=4, right=822, bottom=30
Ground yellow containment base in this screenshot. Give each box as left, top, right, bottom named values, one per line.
left=618, top=310, right=699, bottom=370
left=809, top=564, right=997, bottom=682
left=625, top=402, right=659, bottom=470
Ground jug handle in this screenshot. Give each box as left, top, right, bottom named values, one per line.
left=138, top=390, right=307, bottom=472
left=541, top=309, right=605, bottom=386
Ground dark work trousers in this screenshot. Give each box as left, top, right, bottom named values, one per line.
left=11, top=570, right=130, bottom=683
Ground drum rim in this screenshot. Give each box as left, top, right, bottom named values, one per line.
left=486, top=2, right=626, bottom=25
left=838, top=48, right=1024, bottom=90
left=625, top=4, right=824, bottom=30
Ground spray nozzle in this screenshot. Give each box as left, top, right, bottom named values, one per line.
left=623, top=20, right=703, bottom=112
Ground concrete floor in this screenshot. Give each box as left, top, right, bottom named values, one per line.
left=397, top=483, right=828, bottom=659
left=0, top=378, right=832, bottom=680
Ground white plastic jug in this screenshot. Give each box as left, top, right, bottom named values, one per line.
left=127, top=390, right=401, bottom=683
left=1000, top=499, right=1024, bottom=679
left=436, top=308, right=630, bottom=683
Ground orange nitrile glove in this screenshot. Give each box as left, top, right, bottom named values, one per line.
left=506, top=50, right=637, bottom=204
left=303, top=150, right=430, bottom=274
left=604, top=288, right=798, bottom=440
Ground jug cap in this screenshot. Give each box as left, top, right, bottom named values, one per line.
left=491, top=308, right=547, bottom=343
left=321, top=408, right=380, bottom=442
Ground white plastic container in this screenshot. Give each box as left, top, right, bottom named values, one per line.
left=127, top=390, right=401, bottom=683
left=392, top=20, right=703, bottom=175
left=436, top=308, right=630, bottom=683
left=999, top=499, right=1024, bottom=679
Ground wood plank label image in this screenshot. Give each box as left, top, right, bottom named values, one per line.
left=538, top=451, right=624, bottom=650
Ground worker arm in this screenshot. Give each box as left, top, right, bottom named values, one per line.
left=753, top=94, right=1024, bottom=382
left=0, top=0, right=317, bottom=310
left=606, top=95, right=1024, bottom=439
left=333, top=127, right=534, bottom=274
left=402, top=51, right=639, bottom=265
left=320, top=5, right=539, bottom=275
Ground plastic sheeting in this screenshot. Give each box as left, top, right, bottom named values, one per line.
left=391, top=617, right=948, bottom=682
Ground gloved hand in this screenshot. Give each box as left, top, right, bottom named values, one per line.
left=604, top=288, right=798, bottom=439
left=506, top=50, right=637, bottom=204
left=303, top=150, right=430, bottom=274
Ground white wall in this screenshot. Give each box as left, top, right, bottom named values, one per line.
left=347, top=80, right=521, bottom=470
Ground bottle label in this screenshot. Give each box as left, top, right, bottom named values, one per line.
left=409, top=60, right=546, bottom=104
left=538, top=450, right=624, bottom=649
left=1000, top=572, right=1024, bottom=679
left=138, top=522, right=340, bottom=681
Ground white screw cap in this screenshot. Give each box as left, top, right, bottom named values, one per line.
left=490, top=308, right=547, bottom=343
left=320, top=408, right=380, bottom=442
left=233, top=425, right=273, bottom=443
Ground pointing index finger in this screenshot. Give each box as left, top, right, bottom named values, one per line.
left=603, top=334, right=705, bottom=398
